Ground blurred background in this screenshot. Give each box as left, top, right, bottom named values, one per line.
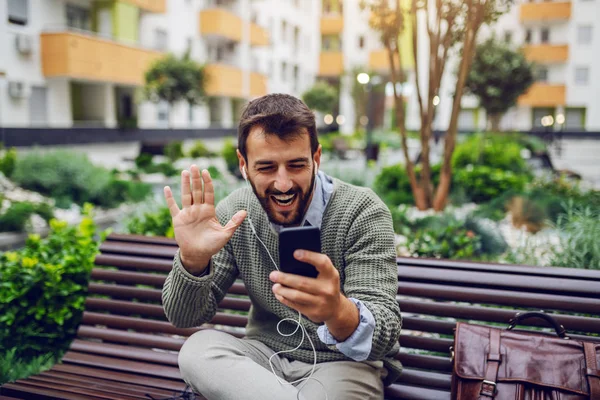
left=0, top=0, right=598, bottom=268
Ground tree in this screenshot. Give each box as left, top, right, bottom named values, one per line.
left=464, top=37, right=535, bottom=131
left=362, top=0, right=513, bottom=211
left=302, top=81, right=338, bottom=114
left=144, top=54, right=207, bottom=128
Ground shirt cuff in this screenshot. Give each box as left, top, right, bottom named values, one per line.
left=316, top=298, right=375, bottom=362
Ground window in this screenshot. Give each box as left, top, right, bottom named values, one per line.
left=281, top=21, right=287, bottom=43
left=157, top=101, right=169, bottom=125
left=565, top=108, right=585, bottom=130
left=574, top=67, right=589, bottom=84
left=293, top=65, right=299, bottom=91
left=155, top=29, right=168, bottom=51
left=504, top=31, right=512, bottom=43
left=66, top=5, right=90, bottom=31
left=525, top=29, right=532, bottom=44
left=359, top=36, right=365, bottom=49
left=541, top=28, right=550, bottom=43
left=188, top=105, right=194, bottom=125
left=186, top=37, right=193, bottom=55
left=8, top=0, right=28, bottom=25
left=281, top=62, right=287, bottom=81
left=537, top=67, right=549, bottom=82
left=577, top=25, right=593, bottom=44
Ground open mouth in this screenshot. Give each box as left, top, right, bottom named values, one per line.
left=270, top=193, right=297, bottom=208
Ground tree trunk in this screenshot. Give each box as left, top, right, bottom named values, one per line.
left=433, top=7, right=482, bottom=211
left=489, top=113, right=502, bottom=132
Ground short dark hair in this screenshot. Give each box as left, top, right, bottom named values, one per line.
left=238, top=94, right=319, bottom=160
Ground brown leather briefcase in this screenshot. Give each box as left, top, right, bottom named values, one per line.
left=451, top=312, right=600, bottom=399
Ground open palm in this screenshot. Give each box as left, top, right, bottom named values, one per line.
left=164, top=165, right=246, bottom=273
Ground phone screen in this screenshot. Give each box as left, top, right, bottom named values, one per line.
left=278, top=226, right=321, bottom=278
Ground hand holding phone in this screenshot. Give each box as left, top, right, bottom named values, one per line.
left=278, top=226, right=321, bottom=278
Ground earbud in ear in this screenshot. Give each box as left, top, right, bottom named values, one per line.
left=315, top=166, right=318, bottom=176
left=242, top=167, right=248, bottom=180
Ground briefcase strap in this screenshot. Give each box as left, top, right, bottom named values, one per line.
left=479, top=328, right=502, bottom=400
left=583, top=342, right=600, bottom=398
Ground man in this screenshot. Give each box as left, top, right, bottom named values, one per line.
left=162, top=94, right=402, bottom=400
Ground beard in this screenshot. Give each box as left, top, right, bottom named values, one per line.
left=248, top=165, right=317, bottom=227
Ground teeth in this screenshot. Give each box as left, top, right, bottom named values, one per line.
left=274, top=194, right=294, bottom=201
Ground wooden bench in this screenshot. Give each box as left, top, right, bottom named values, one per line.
left=2, top=233, right=600, bottom=400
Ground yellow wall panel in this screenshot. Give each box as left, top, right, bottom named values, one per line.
left=520, top=2, right=571, bottom=21
left=320, top=16, right=344, bottom=35
left=121, top=0, right=166, bottom=13
left=523, top=45, right=568, bottom=63
left=200, top=9, right=243, bottom=42
left=250, top=24, right=269, bottom=46
left=250, top=72, right=268, bottom=97
left=518, top=83, right=566, bottom=107
left=205, top=64, right=244, bottom=98
left=319, top=52, right=344, bottom=77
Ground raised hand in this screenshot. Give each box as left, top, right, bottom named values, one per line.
left=164, top=165, right=247, bottom=275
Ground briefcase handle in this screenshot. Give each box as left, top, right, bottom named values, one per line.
left=507, top=311, right=570, bottom=339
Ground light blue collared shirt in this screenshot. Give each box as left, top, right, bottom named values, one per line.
left=274, top=171, right=376, bottom=362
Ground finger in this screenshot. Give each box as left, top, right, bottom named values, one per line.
left=202, top=169, right=215, bottom=206
left=163, top=186, right=180, bottom=217
left=181, top=170, right=192, bottom=208
left=223, top=210, right=247, bottom=232
left=294, top=250, right=334, bottom=275
left=273, top=283, right=316, bottom=306
left=190, top=165, right=203, bottom=205
left=269, top=271, right=319, bottom=294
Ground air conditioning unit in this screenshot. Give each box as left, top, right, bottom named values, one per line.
left=15, top=34, right=32, bottom=55
left=8, top=81, right=29, bottom=99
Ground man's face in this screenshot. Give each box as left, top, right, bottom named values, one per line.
left=238, top=128, right=321, bottom=226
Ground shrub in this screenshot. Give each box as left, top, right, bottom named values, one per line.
left=452, top=133, right=529, bottom=174
left=126, top=206, right=174, bottom=238
left=99, top=180, right=153, bottom=208
left=550, top=206, right=600, bottom=269
left=374, top=164, right=441, bottom=207
left=135, top=153, right=154, bottom=169
left=454, top=165, right=528, bottom=203
left=464, top=214, right=508, bottom=256
left=164, top=141, right=184, bottom=162
left=0, top=201, right=54, bottom=233
left=222, top=139, right=241, bottom=179
left=0, top=205, right=102, bottom=384
left=189, top=140, right=217, bottom=158
left=405, top=218, right=482, bottom=260
left=0, top=144, right=17, bottom=178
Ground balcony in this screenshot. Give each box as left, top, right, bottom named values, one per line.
left=205, top=64, right=243, bottom=98
left=520, top=2, right=571, bottom=22
left=250, top=72, right=268, bottom=98
left=369, top=50, right=399, bottom=73
left=319, top=52, right=344, bottom=77
left=523, top=44, right=568, bottom=64
left=40, top=31, right=162, bottom=85
left=518, top=83, right=566, bottom=107
left=200, top=9, right=243, bottom=42
left=320, top=16, right=344, bottom=35
left=122, top=0, right=166, bottom=13
left=250, top=23, right=269, bottom=46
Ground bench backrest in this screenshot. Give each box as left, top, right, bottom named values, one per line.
left=82, top=234, right=600, bottom=398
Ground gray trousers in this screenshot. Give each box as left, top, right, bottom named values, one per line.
left=178, top=330, right=386, bottom=400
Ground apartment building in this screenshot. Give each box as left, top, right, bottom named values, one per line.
left=0, top=0, right=320, bottom=129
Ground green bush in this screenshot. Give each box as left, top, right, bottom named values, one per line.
left=11, top=151, right=151, bottom=208
left=454, top=165, right=529, bottom=203
left=99, top=179, right=153, bottom=208
left=164, top=141, right=184, bottom=162
left=135, top=152, right=154, bottom=169
left=405, top=218, right=482, bottom=260
left=207, top=165, right=222, bottom=180
left=464, top=214, right=508, bottom=256
left=126, top=206, right=173, bottom=238
left=222, top=139, right=241, bottom=179
left=0, top=205, right=102, bottom=384
left=452, top=133, right=529, bottom=174
left=550, top=206, right=600, bottom=269
left=0, top=144, right=17, bottom=178
left=0, top=202, right=54, bottom=233
left=189, top=140, right=217, bottom=158
left=374, top=164, right=441, bottom=207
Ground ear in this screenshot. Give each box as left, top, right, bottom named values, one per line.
left=313, top=144, right=322, bottom=173
left=236, top=149, right=247, bottom=180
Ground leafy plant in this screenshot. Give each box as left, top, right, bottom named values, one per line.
left=464, top=214, right=508, bottom=256
left=405, top=219, right=482, bottom=260
left=302, top=81, right=338, bottom=114
left=374, top=164, right=441, bottom=207
left=222, top=139, right=241, bottom=179
left=452, top=133, right=530, bottom=174
left=135, top=153, right=154, bottom=169
left=550, top=206, right=600, bottom=269
left=0, top=143, right=17, bottom=178
left=0, top=201, right=54, bottom=233
left=464, top=37, right=535, bottom=131
left=126, top=207, right=174, bottom=238
left=0, top=204, right=103, bottom=384
left=164, top=141, right=184, bottom=163
left=189, top=140, right=217, bottom=158
left=454, top=165, right=529, bottom=203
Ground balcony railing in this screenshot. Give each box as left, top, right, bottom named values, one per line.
left=41, top=30, right=162, bottom=85
left=200, top=9, right=243, bottom=42
left=122, top=0, right=166, bottom=13
left=319, top=52, right=344, bottom=77
left=320, top=15, right=344, bottom=35
left=523, top=44, right=568, bottom=64
left=518, top=83, right=566, bottom=107
left=520, top=1, right=571, bottom=22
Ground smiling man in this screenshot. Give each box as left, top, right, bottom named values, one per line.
left=162, top=94, right=402, bottom=400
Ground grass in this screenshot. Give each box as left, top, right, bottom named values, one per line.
left=0, top=348, right=59, bottom=385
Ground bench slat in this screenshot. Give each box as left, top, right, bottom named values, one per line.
left=399, top=335, right=453, bottom=354
left=99, top=242, right=176, bottom=259
left=397, top=353, right=453, bottom=372
left=25, top=374, right=152, bottom=400
left=76, top=326, right=185, bottom=351
left=85, top=298, right=166, bottom=318
left=398, top=282, right=600, bottom=314
left=1, top=383, right=109, bottom=400
left=105, top=234, right=177, bottom=246
left=395, top=368, right=452, bottom=390
left=70, top=339, right=179, bottom=366
left=82, top=312, right=200, bottom=336
left=385, top=383, right=451, bottom=400
left=94, top=254, right=173, bottom=272
left=10, top=379, right=139, bottom=400
left=91, top=269, right=166, bottom=287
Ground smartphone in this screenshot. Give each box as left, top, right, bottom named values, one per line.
left=278, top=226, right=321, bottom=278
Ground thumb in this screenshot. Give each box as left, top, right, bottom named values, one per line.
left=223, top=210, right=247, bottom=232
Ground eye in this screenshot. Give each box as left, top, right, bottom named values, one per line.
left=289, top=164, right=306, bottom=169
left=258, top=166, right=274, bottom=172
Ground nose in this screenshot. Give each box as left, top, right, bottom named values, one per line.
left=273, top=167, right=293, bottom=193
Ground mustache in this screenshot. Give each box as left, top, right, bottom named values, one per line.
left=266, top=187, right=300, bottom=196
